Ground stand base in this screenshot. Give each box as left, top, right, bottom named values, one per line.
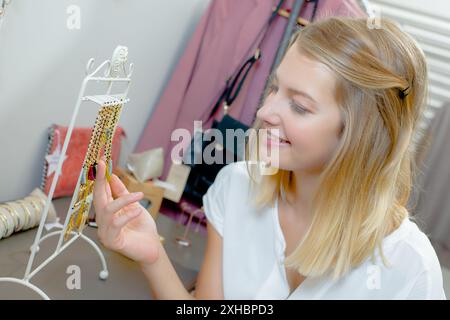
left=0, top=277, right=50, bottom=300
left=0, top=230, right=108, bottom=300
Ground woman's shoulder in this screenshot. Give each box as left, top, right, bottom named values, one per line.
left=385, top=218, right=441, bottom=270
left=379, top=217, right=446, bottom=298
left=217, top=161, right=250, bottom=176
left=204, top=161, right=253, bottom=204
left=202, top=161, right=260, bottom=238
left=214, top=161, right=252, bottom=186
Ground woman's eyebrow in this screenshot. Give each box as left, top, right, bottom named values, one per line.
left=272, top=73, right=318, bottom=104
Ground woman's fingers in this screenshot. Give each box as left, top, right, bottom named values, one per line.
left=105, top=192, right=144, bottom=216
left=99, top=159, right=113, bottom=201
left=98, top=207, right=141, bottom=249
left=93, top=159, right=113, bottom=208
left=111, top=207, right=142, bottom=230
left=110, top=174, right=130, bottom=198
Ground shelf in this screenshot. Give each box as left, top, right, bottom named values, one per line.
left=82, top=94, right=130, bottom=106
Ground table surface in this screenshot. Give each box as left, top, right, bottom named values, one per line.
left=0, top=196, right=206, bottom=300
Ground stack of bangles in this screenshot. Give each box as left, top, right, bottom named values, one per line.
left=0, top=191, right=48, bottom=240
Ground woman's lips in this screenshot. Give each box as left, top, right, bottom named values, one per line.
left=266, top=131, right=291, bottom=147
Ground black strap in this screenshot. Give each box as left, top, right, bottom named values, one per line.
left=309, top=0, right=319, bottom=22
left=207, top=51, right=261, bottom=120
left=269, top=0, right=286, bottom=24
left=208, top=83, right=229, bottom=122
left=225, top=50, right=261, bottom=106
left=302, top=0, right=319, bottom=22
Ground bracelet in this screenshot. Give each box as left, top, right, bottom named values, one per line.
left=16, top=200, right=32, bottom=230
left=0, top=194, right=49, bottom=236
left=0, top=212, right=10, bottom=238
left=26, top=195, right=46, bottom=210
left=25, top=197, right=41, bottom=225
left=0, top=207, right=13, bottom=237
left=27, top=197, right=41, bottom=212
left=9, top=202, right=25, bottom=231
left=0, top=204, right=21, bottom=232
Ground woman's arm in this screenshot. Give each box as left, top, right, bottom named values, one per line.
left=140, top=219, right=224, bottom=300
left=93, top=159, right=223, bottom=299
left=192, top=222, right=224, bottom=299
left=140, top=240, right=195, bottom=299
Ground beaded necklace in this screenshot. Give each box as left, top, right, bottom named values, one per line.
left=64, top=103, right=122, bottom=239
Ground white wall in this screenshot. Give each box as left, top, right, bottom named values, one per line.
left=379, top=0, right=450, bottom=18
left=0, top=0, right=210, bottom=202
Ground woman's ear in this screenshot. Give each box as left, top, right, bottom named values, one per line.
left=337, top=110, right=345, bottom=138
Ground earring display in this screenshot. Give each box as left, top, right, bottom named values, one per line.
left=0, top=46, right=132, bottom=300
left=64, top=103, right=123, bottom=240
left=0, top=0, right=11, bottom=30
left=175, top=203, right=205, bottom=247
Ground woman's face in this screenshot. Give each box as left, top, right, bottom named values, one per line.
left=256, top=46, right=343, bottom=174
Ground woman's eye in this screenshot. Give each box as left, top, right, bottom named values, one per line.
left=289, top=101, right=309, bottom=115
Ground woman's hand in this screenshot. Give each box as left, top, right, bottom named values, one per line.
left=93, top=159, right=160, bottom=266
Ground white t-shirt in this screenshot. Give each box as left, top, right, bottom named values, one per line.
left=202, top=161, right=447, bottom=300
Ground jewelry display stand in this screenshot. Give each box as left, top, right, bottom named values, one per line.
left=175, top=202, right=205, bottom=247
left=0, top=46, right=133, bottom=299
left=0, top=0, right=12, bottom=31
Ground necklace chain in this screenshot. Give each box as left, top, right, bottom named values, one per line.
left=64, top=104, right=123, bottom=239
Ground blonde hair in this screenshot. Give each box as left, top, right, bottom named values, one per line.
left=245, top=17, right=428, bottom=279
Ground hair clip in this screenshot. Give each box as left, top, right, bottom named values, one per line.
left=399, top=86, right=410, bottom=99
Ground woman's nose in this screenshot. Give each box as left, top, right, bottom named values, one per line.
left=256, top=98, right=282, bottom=126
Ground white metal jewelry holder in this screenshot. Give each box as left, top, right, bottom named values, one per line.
left=0, top=0, right=12, bottom=31
left=0, top=46, right=133, bottom=299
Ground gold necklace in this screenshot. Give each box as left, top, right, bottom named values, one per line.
left=64, top=103, right=123, bottom=240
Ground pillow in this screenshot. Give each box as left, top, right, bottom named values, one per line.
left=41, top=124, right=125, bottom=199
left=126, top=147, right=164, bottom=182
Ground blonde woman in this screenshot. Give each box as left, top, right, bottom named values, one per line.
left=93, top=17, right=446, bottom=299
